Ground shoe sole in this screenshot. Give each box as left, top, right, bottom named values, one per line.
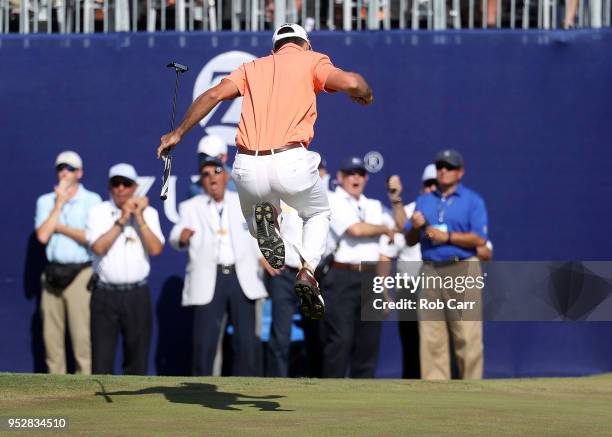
left=294, top=280, right=325, bottom=320
left=255, top=201, right=285, bottom=269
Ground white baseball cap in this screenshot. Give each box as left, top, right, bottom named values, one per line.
left=421, top=163, right=437, bottom=182
left=272, top=23, right=310, bottom=47
left=109, top=163, right=138, bottom=182
left=197, top=135, right=227, bottom=157
left=55, top=151, right=83, bottom=169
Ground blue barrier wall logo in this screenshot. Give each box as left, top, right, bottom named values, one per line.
left=193, top=51, right=256, bottom=147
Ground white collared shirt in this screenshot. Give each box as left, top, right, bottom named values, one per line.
left=379, top=201, right=422, bottom=262
left=208, top=198, right=235, bottom=265
left=86, top=200, right=165, bottom=284
left=328, top=186, right=390, bottom=264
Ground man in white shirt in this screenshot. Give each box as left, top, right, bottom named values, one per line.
left=321, top=156, right=396, bottom=378
left=86, top=163, right=165, bottom=375
left=170, top=157, right=268, bottom=376
left=380, top=163, right=437, bottom=378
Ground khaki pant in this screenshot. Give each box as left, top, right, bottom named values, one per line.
left=41, top=266, right=92, bottom=374
left=418, top=257, right=483, bottom=380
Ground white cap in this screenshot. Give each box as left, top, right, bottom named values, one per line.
left=197, top=135, right=227, bottom=157
left=109, top=163, right=138, bottom=182
left=421, top=163, right=437, bottom=182
left=272, top=23, right=309, bottom=47
left=55, top=151, right=83, bottom=169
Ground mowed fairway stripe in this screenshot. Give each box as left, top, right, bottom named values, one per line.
left=1, top=374, right=611, bottom=436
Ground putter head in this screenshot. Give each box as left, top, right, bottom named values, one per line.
left=167, top=62, right=189, bottom=73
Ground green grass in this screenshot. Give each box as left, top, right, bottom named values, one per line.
left=1, top=373, right=612, bottom=436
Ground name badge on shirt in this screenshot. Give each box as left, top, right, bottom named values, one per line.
left=431, top=223, right=448, bottom=245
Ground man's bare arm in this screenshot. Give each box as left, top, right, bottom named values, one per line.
left=346, top=222, right=393, bottom=239
left=325, top=70, right=373, bottom=105
left=55, top=224, right=88, bottom=245
left=157, top=79, right=240, bottom=158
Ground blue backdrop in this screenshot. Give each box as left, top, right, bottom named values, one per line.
left=1, top=29, right=612, bottom=377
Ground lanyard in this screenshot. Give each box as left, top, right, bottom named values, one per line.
left=346, top=195, right=366, bottom=221
left=437, top=195, right=454, bottom=224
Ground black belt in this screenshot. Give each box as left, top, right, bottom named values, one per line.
left=237, top=143, right=303, bottom=156
left=217, top=264, right=235, bottom=274
left=96, top=280, right=147, bottom=292
left=49, top=261, right=92, bottom=269
left=423, top=257, right=469, bottom=267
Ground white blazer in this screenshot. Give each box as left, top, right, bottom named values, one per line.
left=170, top=191, right=267, bottom=306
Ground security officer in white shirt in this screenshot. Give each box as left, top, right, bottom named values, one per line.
left=86, top=163, right=165, bottom=375
left=380, top=163, right=437, bottom=379
left=170, top=156, right=268, bottom=376
left=321, top=156, right=396, bottom=378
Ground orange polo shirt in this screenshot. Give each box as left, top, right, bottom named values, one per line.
left=224, top=43, right=339, bottom=152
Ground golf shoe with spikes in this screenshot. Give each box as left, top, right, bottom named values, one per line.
left=254, top=201, right=285, bottom=269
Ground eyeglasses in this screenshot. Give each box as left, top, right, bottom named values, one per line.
left=435, top=162, right=460, bottom=171
left=110, top=177, right=135, bottom=188
left=56, top=164, right=77, bottom=173
left=423, top=179, right=437, bottom=188
left=201, top=166, right=224, bottom=178
left=343, top=169, right=367, bottom=177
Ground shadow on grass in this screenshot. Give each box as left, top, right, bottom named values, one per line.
left=95, top=381, right=293, bottom=412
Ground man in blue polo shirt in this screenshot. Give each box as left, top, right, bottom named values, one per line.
left=404, top=149, right=487, bottom=380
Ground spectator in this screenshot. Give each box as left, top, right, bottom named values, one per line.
left=86, top=163, right=164, bottom=375
left=188, top=134, right=235, bottom=197
left=170, top=157, right=268, bottom=376
left=378, top=163, right=437, bottom=379
left=35, top=151, right=102, bottom=374
left=321, top=156, right=396, bottom=378
left=264, top=200, right=304, bottom=377
left=404, top=149, right=488, bottom=380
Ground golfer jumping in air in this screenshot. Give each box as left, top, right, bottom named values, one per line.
left=157, top=23, right=374, bottom=319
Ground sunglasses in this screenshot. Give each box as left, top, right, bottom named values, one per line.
left=201, top=166, right=224, bottom=178
left=343, top=169, right=367, bottom=177
left=56, top=164, right=77, bottom=173
left=110, top=177, right=135, bottom=188
left=435, top=162, right=460, bottom=171
left=423, top=179, right=437, bottom=188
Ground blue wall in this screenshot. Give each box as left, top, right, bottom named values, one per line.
left=2, top=29, right=612, bottom=376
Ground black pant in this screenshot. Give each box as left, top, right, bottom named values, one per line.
left=192, top=270, right=258, bottom=376
left=320, top=268, right=381, bottom=378
left=265, top=268, right=300, bottom=377
left=91, top=284, right=152, bottom=375
left=399, top=321, right=420, bottom=378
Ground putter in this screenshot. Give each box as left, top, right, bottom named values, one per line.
left=160, top=61, right=189, bottom=201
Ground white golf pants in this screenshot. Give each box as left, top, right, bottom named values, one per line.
left=231, top=146, right=331, bottom=269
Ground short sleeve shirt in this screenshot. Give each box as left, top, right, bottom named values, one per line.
left=329, top=187, right=387, bottom=264
left=404, top=184, right=488, bottom=261
left=34, top=184, right=102, bottom=263
left=86, top=200, right=165, bottom=284
left=224, top=43, right=340, bottom=151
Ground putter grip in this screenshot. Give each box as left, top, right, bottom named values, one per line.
left=160, top=154, right=172, bottom=201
